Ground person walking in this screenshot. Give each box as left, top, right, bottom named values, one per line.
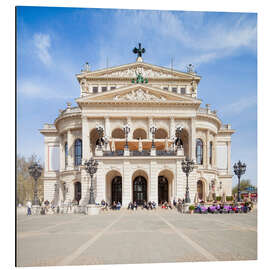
left=26, top=200, right=32, bottom=216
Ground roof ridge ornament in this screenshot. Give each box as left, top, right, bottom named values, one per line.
left=133, top=43, right=145, bottom=62
left=81, top=62, right=91, bottom=72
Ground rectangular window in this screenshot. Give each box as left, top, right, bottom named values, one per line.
left=93, top=87, right=98, bottom=93
left=181, top=87, right=186, bottom=94
left=102, top=87, right=107, bottom=92
left=110, top=86, right=116, bottom=90
left=172, top=87, right=177, bottom=93
left=163, top=87, right=168, bottom=91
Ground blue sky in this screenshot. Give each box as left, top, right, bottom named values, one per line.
left=16, top=7, right=257, bottom=186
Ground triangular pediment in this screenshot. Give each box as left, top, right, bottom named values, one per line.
left=76, top=61, right=200, bottom=81
left=76, top=84, right=201, bottom=105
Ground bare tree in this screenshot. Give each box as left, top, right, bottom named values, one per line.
left=16, top=154, right=44, bottom=205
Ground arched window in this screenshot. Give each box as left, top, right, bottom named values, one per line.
left=74, top=139, right=82, bottom=166
left=133, top=128, right=147, bottom=139
left=155, top=129, right=168, bottom=139
left=64, top=142, right=68, bottom=168
left=196, top=139, right=203, bottom=165
left=209, top=141, right=213, bottom=165
left=112, top=128, right=125, bottom=139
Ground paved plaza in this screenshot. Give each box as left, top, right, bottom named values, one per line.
left=16, top=208, right=257, bottom=267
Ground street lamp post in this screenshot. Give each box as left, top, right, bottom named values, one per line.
left=123, top=124, right=130, bottom=149
left=150, top=125, right=157, bottom=148
left=233, top=160, right=247, bottom=202
left=181, top=158, right=195, bottom=203
left=84, top=157, right=99, bottom=205
left=96, top=124, right=104, bottom=149
left=28, top=162, right=43, bottom=205
left=175, top=125, right=183, bottom=149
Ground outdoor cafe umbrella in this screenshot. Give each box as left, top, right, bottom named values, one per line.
left=138, top=137, right=143, bottom=152
left=111, top=138, right=115, bottom=152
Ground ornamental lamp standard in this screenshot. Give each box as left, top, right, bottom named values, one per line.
left=175, top=125, right=183, bottom=149
left=28, top=162, right=43, bottom=205
left=233, top=160, right=247, bottom=202
left=84, top=157, right=99, bottom=205
left=123, top=124, right=130, bottom=149
left=150, top=125, right=157, bottom=148
left=96, top=123, right=104, bottom=149
left=181, top=158, right=195, bottom=203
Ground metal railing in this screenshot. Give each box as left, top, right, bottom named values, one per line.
left=103, top=150, right=124, bottom=156
left=130, top=150, right=151, bottom=156
left=156, top=150, right=176, bottom=156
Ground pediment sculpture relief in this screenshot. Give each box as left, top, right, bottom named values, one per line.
left=100, top=67, right=174, bottom=78
left=113, top=89, right=166, bottom=101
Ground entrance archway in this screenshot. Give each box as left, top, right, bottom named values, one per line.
left=74, top=182, right=81, bottom=203
left=158, top=176, right=168, bottom=204
left=111, top=176, right=122, bottom=204
left=133, top=176, right=147, bottom=205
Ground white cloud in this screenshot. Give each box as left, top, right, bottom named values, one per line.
left=33, top=33, right=52, bottom=66
left=18, top=79, right=75, bottom=100
left=100, top=11, right=256, bottom=67
left=220, top=96, right=257, bottom=115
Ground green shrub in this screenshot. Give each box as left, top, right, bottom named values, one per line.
left=189, top=205, right=195, bottom=211
left=226, top=196, right=233, bottom=201
left=215, top=196, right=221, bottom=201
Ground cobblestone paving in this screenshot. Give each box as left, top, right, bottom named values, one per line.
left=16, top=208, right=257, bottom=267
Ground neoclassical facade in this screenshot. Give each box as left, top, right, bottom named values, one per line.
left=40, top=52, right=234, bottom=207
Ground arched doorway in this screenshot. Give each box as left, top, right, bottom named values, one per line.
left=111, top=176, right=122, bottom=204
left=158, top=176, right=169, bottom=204
left=74, top=182, right=81, bottom=203
left=133, top=176, right=147, bottom=205
left=197, top=180, right=204, bottom=200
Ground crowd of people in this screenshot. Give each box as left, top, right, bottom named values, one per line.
left=24, top=197, right=254, bottom=216
left=194, top=201, right=254, bottom=214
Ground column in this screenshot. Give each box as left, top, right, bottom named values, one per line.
left=206, top=130, right=209, bottom=169
left=189, top=118, right=196, bottom=160
left=127, top=117, right=132, bottom=140
left=123, top=161, right=132, bottom=207
left=67, top=129, right=73, bottom=170
left=213, top=135, right=217, bottom=168
left=203, top=141, right=207, bottom=168
left=148, top=117, right=153, bottom=139
left=170, top=117, right=175, bottom=140
left=82, top=116, right=90, bottom=162
left=59, top=134, right=64, bottom=171
left=104, top=116, right=111, bottom=138
left=227, top=141, right=231, bottom=174
left=149, top=161, right=158, bottom=203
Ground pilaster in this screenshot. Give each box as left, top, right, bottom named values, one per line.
left=105, top=117, right=111, bottom=138
left=227, top=141, right=231, bottom=173
left=190, top=118, right=196, bottom=160
left=149, top=161, right=158, bottom=203
left=123, top=161, right=132, bottom=206
left=95, top=161, right=105, bottom=203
